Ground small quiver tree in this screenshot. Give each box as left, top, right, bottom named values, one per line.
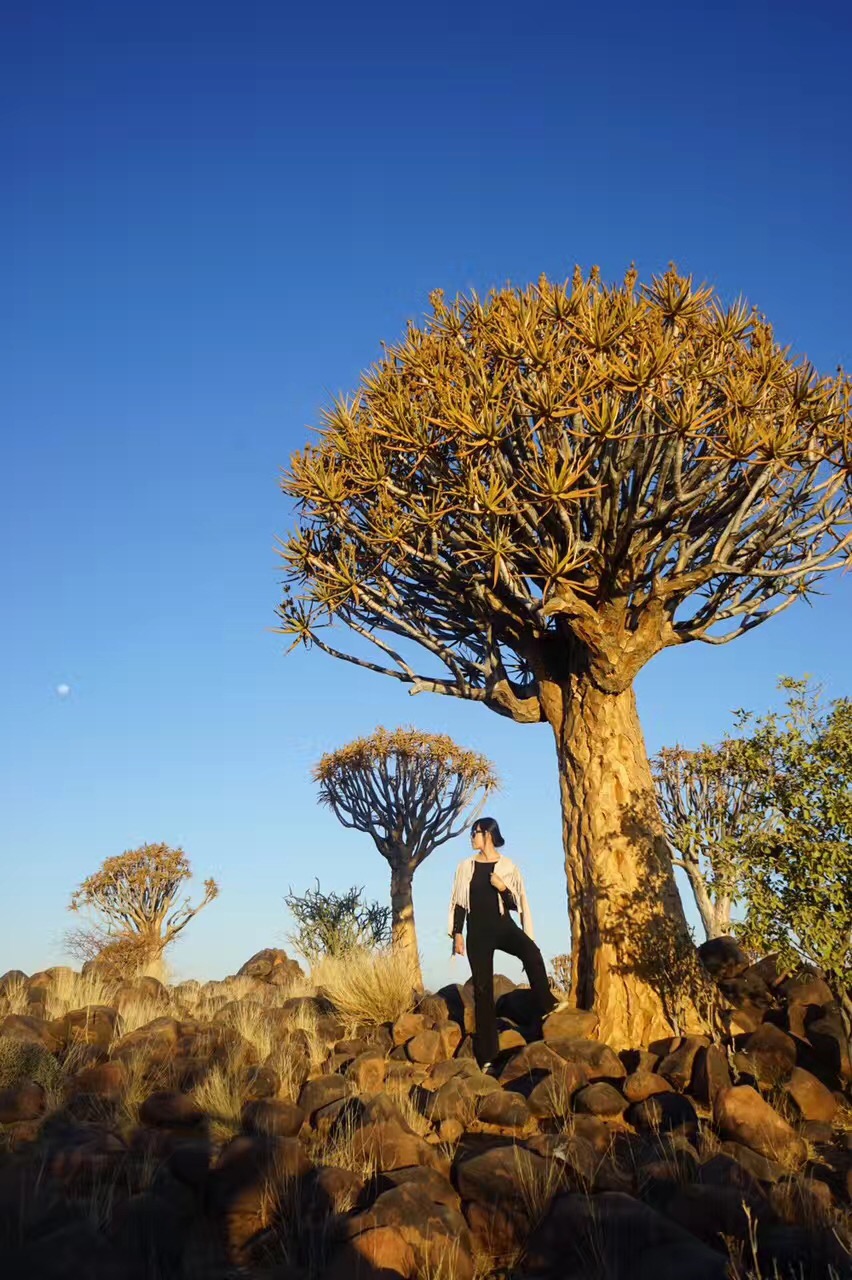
left=652, top=742, right=760, bottom=940
left=68, top=842, right=219, bottom=977
left=313, top=727, right=498, bottom=988
left=279, top=265, right=852, bottom=1046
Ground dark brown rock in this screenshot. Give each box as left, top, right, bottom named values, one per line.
left=806, top=1009, right=852, bottom=1082
left=236, top=948, right=304, bottom=986
left=139, top=1090, right=205, bottom=1129
left=697, top=936, right=749, bottom=979
left=626, top=1093, right=698, bottom=1140
left=298, top=1073, right=346, bottom=1122
left=573, top=1081, right=627, bottom=1116
left=475, top=1090, right=531, bottom=1128
left=737, top=1023, right=797, bottom=1085
left=718, top=1141, right=785, bottom=1184
left=778, top=969, right=834, bottom=1009
left=0, top=1080, right=46, bottom=1123
left=782, top=1066, right=837, bottom=1122
left=406, top=1030, right=444, bottom=1064
left=241, top=1098, right=304, bottom=1138
left=714, top=1086, right=807, bottom=1167
left=0, top=1013, right=64, bottom=1053
left=691, top=1044, right=732, bottom=1106
left=662, top=1182, right=774, bottom=1246
left=657, top=1036, right=709, bottom=1091
left=345, top=1049, right=388, bottom=1093
left=546, top=1037, right=626, bottom=1079
left=525, top=1191, right=729, bottom=1279
left=455, top=1145, right=547, bottom=1259
left=68, top=1061, right=126, bottom=1099
left=622, top=1070, right=673, bottom=1104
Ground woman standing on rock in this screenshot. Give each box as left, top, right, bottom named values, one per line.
left=448, top=816, right=566, bottom=1069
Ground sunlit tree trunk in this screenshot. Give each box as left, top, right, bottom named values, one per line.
left=542, top=675, right=708, bottom=1048
left=389, top=861, right=423, bottom=989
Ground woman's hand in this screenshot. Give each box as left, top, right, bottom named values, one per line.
left=490, top=873, right=507, bottom=892
left=453, top=933, right=465, bottom=957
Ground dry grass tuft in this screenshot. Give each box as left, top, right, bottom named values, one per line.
left=43, top=969, right=119, bottom=1021
left=314, top=947, right=418, bottom=1026
left=191, top=1062, right=244, bottom=1142
left=0, top=974, right=31, bottom=1017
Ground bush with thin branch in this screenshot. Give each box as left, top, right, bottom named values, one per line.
left=285, top=880, right=390, bottom=964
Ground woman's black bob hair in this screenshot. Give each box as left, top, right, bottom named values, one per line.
left=471, top=816, right=505, bottom=848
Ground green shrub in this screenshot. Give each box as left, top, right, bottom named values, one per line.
left=0, top=1036, right=62, bottom=1093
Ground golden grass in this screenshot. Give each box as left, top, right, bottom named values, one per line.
left=217, top=1000, right=276, bottom=1063
left=43, top=969, right=119, bottom=1021
left=191, top=1062, right=244, bottom=1142
left=313, top=947, right=418, bottom=1027
left=0, top=974, right=31, bottom=1017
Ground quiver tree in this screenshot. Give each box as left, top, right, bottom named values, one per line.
left=68, top=842, right=219, bottom=975
left=313, top=726, right=497, bottom=987
left=653, top=742, right=759, bottom=940
left=278, top=265, right=852, bottom=1046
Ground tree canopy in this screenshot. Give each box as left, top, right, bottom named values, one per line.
left=68, top=842, right=218, bottom=971
left=278, top=266, right=851, bottom=713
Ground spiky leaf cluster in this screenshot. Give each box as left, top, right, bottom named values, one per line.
left=279, top=267, right=851, bottom=718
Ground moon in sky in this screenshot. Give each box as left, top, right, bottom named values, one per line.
left=56, top=683, right=71, bottom=698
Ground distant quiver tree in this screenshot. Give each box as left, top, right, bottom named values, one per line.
left=278, top=265, right=852, bottom=1046
left=653, top=742, right=758, bottom=940
left=313, top=726, right=497, bottom=988
left=68, top=842, right=219, bottom=975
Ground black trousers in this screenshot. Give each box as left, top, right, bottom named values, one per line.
left=467, top=914, right=556, bottom=1067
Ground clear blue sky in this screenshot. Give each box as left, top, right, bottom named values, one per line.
left=1, top=0, right=850, bottom=991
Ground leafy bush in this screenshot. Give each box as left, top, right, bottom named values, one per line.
left=284, top=880, right=390, bottom=963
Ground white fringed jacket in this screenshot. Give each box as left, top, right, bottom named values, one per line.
left=447, top=855, right=535, bottom=940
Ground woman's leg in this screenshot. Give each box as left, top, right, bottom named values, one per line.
left=496, top=918, right=557, bottom=1018
left=466, top=930, right=499, bottom=1067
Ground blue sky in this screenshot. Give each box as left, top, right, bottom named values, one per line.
left=1, top=0, right=850, bottom=991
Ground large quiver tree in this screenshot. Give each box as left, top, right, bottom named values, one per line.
left=313, top=727, right=497, bottom=988
left=278, top=265, right=852, bottom=1047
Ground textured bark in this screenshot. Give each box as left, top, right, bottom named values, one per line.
left=389, top=862, right=423, bottom=989
left=541, top=675, right=709, bottom=1049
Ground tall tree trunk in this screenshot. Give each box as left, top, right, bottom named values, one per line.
left=711, top=894, right=732, bottom=940
left=683, top=859, right=719, bottom=941
left=389, top=862, right=423, bottom=989
left=541, top=674, right=709, bottom=1049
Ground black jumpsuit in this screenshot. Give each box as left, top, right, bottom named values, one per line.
left=454, top=860, right=555, bottom=1066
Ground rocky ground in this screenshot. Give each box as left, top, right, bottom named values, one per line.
left=0, top=940, right=849, bottom=1280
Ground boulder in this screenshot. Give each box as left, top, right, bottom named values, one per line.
left=691, top=1044, right=732, bottom=1106
left=0, top=1080, right=46, bottom=1123
left=573, top=1082, right=627, bottom=1117
left=777, top=969, right=834, bottom=1010
left=626, top=1093, right=699, bottom=1140
left=68, top=1061, right=126, bottom=1099
left=298, top=1074, right=347, bottom=1123
left=392, top=1012, right=430, bottom=1045
left=781, top=1066, right=838, bottom=1123
left=455, top=1145, right=548, bottom=1258
left=714, top=1086, right=807, bottom=1167
left=345, top=1050, right=388, bottom=1093
left=736, top=1023, right=797, bottom=1086
left=697, top=936, right=749, bottom=979
left=139, top=1090, right=205, bottom=1130
left=406, top=1030, right=444, bottom=1065
left=718, top=1141, right=785, bottom=1184
left=656, top=1036, right=709, bottom=1091
left=241, top=1098, right=304, bottom=1138
left=236, top=948, right=304, bottom=987
left=542, top=1008, right=600, bottom=1041
left=805, top=1009, right=852, bottom=1082
left=546, top=1038, right=626, bottom=1080
left=525, top=1191, right=729, bottom=1279
left=0, top=1014, right=65, bottom=1053
left=476, top=1090, right=531, bottom=1129
left=622, top=1071, right=673, bottom=1104
left=61, top=1006, right=119, bottom=1052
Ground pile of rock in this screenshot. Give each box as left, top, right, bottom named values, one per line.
left=0, top=953, right=848, bottom=1279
